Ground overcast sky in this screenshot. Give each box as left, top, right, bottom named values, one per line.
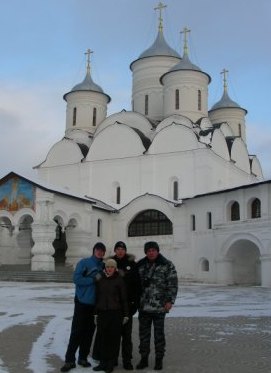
left=0, top=0, right=270, bottom=180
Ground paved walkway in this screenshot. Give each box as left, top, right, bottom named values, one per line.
left=0, top=283, right=270, bottom=373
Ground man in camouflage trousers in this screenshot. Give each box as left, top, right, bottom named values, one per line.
left=136, top=241, right=178, bottom=371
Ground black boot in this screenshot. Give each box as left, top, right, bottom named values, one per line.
left=136, top=357, right=148, bottom=370
left=93, top=361, right=107, bottom=371
left=105, top=360, right=115, bottom=373
left=154, top=357, right=163, bottom=370
left=123, top=360, right=134, bottom=370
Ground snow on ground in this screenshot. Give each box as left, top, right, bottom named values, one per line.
left=0, top=282, right=271, bottom=372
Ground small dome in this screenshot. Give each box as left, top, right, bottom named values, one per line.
left=138, top=30, right=180, bottom=59
left=169, top=53, right=201, bottom=73
left=71, top=69, right=104, bottom=94
left=211, top=90, right=241, bottom=110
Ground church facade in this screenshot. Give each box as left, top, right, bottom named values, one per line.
left=1, top=5, right=271, bottom=286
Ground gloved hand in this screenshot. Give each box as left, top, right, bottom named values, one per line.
left=95, top=272, right=102, bottom=282
left=123, top=316, right=129, bottom=325
left=94, top=315, right=98, bottom=325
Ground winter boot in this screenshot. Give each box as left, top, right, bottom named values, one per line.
left=123, top=360, right=134, bottom=370
left=154, top=357, right=163, bottom=370
left=93, top=361, right=107, bottom=371
left=136, top=356, right=148, bottom=370
left=60, top=362, right=76, bottom=372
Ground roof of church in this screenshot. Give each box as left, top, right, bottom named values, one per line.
left=211, top=90, right=243, bottom=110
left=138, top=29, right=181, bottom=59
left=70, top=69, right=104, bottom=94
left=0, top=172, right=116, bottom=212
left=210, top=70, right=246, bottom=113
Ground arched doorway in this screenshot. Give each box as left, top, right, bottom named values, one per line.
left=226, top=239, right=261, bottom=285
left=53, top=216, right=67, bottom=265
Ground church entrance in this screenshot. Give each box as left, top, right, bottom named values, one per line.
left=53, top=218, right=67, bottom=266
left=226, top=239, right=261, bottom=285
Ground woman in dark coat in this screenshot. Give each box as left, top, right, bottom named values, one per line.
left=93, top=258, right=129, bottom=373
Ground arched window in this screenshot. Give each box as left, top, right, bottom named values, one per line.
left=197, top=90, right=202, bottom=111
left=173, top=180, right=178, bottom=200
left=238, top=123, right=242, bottom=137
left=116, top=186, right=121, bottom=204
left=93, top=107, right=97, bottom=126
left=73, top=107, right=77, bottom=126
left=231, top=201, right=240, bottom=221
left=145, top=95, right=149, bottom=115
left=97, top=219, right=102, bottom=237
left=175, top=89, right=179, bottom=110
left=191, top=214, right=196, bottom=231
left=251, top=198, right=261, bottom=218
left=201, top=259, right=209, bottom=272
left=128, top=209, right=173, bottom=237
left=207, top=212, right=212, bottom=229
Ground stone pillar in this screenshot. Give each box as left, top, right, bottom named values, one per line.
left=31, top=197, right=56, bottom=271
left=65, top=229, right=92, bottom=267
left=215, top=258, right=234, bottom=285
left=31, top=222, right=56, bottom=271
left=260, top=255, right=271, bottom=287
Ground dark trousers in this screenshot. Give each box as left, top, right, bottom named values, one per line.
left=95, top=310, right=122, bottom=362
left=65, top=300, right=95, bottom=363
left=118, top=315, right=133, bottom=362
left=138, top=311, right=166, bottom=359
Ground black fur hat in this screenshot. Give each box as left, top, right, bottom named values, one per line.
left=114, top=241, right=127, bottom=251
left=93, top=242, right=106, bottom=254
left=144, top=241, right=160, bottom=253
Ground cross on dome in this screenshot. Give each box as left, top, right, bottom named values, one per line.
left=221, top=68, right=229, bottom=92
left=84, top=48, right=93, bottom=75
left=154, top=1, right=167, bottom=32
left=180, top=26, right=191, bottom=57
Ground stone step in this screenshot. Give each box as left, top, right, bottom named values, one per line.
left=0, top=268, right=73, bottom=283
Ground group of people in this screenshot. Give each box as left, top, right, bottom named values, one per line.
left=60, top=240, right=178, bottom=373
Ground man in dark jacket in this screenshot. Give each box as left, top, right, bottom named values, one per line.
left=60, top=242, right=106, bottom=372
left=112, top=241, right=140, bottom=370
left=136, top=241, right=178, bottom=371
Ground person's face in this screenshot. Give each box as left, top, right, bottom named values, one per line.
left=115, top=246, right=126, bottom=259
left=146, top=248, right=159, bottom=261
left=105, top=266, right=116, bottom=276
left=94, top=248, right=105, bottom=259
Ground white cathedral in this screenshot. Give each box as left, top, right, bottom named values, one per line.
left=1, top=3, right=271, bottom=287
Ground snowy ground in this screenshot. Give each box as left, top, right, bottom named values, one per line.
left=0, top=282, right=271, bottom=373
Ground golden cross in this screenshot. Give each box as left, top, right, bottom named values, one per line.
left=85, top=49, right=93, bottom=74
left=154, top=2, right=167, bottom=32
left=221, top=68, right=229, bottom=90
left=180, top=27, right=191, bottom=56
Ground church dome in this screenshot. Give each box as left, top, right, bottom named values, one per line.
left=210, top=69, right=246, bottom=112
left=211, top=90, right=241, bottom=110
left=70, top=69, right=104, bottom=94
left=138, top=29, right=180, bottom=60
left=169, top=53, right=201, bottom=73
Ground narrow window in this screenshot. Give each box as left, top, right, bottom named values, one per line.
left=191, top=214, right=196, bottom=231
left=93, top=107, right=97, bottom=126
left=175, top=89, right=179, bottom=110
left=72, top=107, right=77, bottom=126
left=238, top=123, right=242, bottom=137
left=207, top=212, right=212, bottom=229
left=97, top=219, right=102, bottom=237
left=231, top=201, right=240, bottom=221
left=198, top=90, right=202, bottom=111
left=251, top=198, right=261, bottom=218
left=145, top=95, right=149, bottom=115
left=116, top=186, right=121, bottom=204
left=173, top=181, right=178, bottom=200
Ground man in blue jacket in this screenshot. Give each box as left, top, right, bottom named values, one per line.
left=60, top=242, right=106, bottom=372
